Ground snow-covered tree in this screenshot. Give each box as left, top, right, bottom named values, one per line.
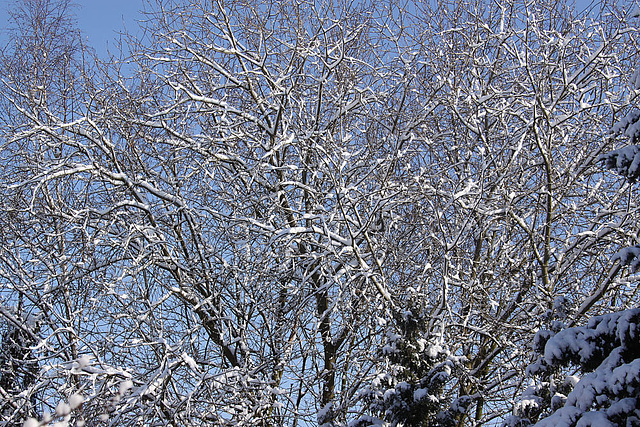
left=0, top=1, right=98, bottom=425
left=504, top=9, right=640, bottom=426
left=0, top=309, right=39, bottom=423
left=355, top=0, right=639, bottom=425
left=0, top=0, right=638, bottom=426
left=512, top=308, right=640, bottom=426
left=353, top=304, right=470, bottom=427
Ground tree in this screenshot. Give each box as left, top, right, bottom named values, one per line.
left=0, top=0, right=638, bottom=426
left=0, top=0, right=94, bottom=425
left=503, top=9, right=640, bottom=427
left=353, top=304, right=470, bottom=427
left=0, top=309, right=40, bottom=423
left=355, top=1, right=639, bottom=425
left=506, top=307, right=640, bottom=426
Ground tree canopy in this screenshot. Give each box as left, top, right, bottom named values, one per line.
left=0, top=0, right=638, bottom=426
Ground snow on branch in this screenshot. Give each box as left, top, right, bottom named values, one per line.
left=599, top=144, right=640, bottom=182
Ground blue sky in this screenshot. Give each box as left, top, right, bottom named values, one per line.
left=0, top=0, right=618, bottom=58
left=0, top=0, right=146, bottom=57
left=74, top=0, right=146, bottom=57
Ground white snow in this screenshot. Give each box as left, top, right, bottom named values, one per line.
left=612, top=245, right=640, bottom=270
left=69, top=394, right=84, bottom=409
left=55, top=402, right=71, bottom=417
left=533, top=309, right=640, bottom=426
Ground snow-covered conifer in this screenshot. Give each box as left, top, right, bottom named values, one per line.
left=354, top=305, right=470, bottom=426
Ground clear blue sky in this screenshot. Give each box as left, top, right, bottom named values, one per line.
left=0, top=0, right=615, bottom=59
left=75, top=0, right=146, bottom=57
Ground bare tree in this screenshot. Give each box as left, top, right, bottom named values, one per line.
left=0, top=0, right=638, bottom=426
left=0, top=0, right=97, bottom=424
left=505, top=45, right=640, bottom=425
left=356, top=1, right=640, bottom=425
